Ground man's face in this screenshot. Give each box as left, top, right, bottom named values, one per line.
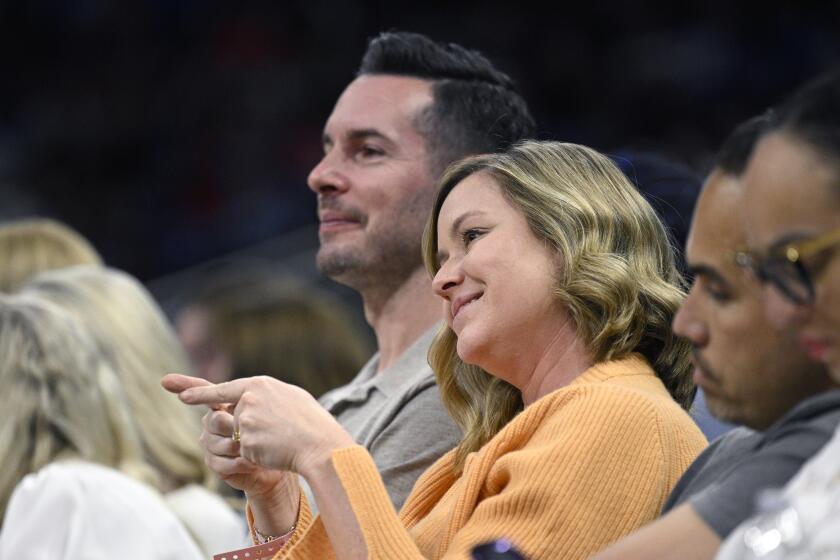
left=672, top=169, right=829, bottom=430
left=308, top=75, right=438, bottom=293
left=743, top=133, right=840, bottom=380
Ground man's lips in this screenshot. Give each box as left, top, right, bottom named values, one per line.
left=318, top=210, right=363, bottom=232
left=692, top=366, right=715, bottom=391
left=451, top=292, right=483, bottom=320
left=800, top=336, right=830, bottom=361
left=691, top=350, right=721, bottom=390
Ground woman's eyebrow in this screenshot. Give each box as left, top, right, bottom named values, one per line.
left=448, top=211, right=485, bottom=239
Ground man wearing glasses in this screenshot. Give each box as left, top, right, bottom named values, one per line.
left=734, top=231, right=840, bottom=309
left=594, top=115, right=840, bottom=560
left=715, top=67, right=840, bottom=560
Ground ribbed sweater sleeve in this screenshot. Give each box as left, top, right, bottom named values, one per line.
left=276, top=383, right=705, bottom=558
left=273, top=356, right=706, bottom=559
left=274, top=447, right=412, bottom=559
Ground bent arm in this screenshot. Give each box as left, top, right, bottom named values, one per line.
left=597, top=418, right=840, bottom=559
left=280, top=446, right=425, bottom=559
left=299, top=448, right=370, bottom=560
left=592, top=504, right=721, bottom=560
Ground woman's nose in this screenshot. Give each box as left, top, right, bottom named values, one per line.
left=432, top=259, right=463, bottom=299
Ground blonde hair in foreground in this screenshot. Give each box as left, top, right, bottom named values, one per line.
left=23, top=266, right=209, bottom=492
left=0, top=218, right=103, bottom=293
left=0, top=294, right=153, bottom=522
left=422, top=140, right=694, bottom=470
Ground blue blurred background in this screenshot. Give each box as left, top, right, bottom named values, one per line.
left=2, top=0, right=838, bottom=282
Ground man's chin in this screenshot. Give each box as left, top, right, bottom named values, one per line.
left=316, top=246, right=367, bottom=279
left=704, top=397, right=749, bottom=428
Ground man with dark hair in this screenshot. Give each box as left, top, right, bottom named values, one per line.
left=356, top=32, right=535, bottom=173
left=594, top=115, right=840, bottom=559
left=186, top=30, right=536, bottom=514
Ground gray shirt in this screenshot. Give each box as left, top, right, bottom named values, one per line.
left=316, top=325, right=462, bottom=511
left=662, top=390, right=840, bottom=538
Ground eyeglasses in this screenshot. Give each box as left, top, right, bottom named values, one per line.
left=733, top=225, right=840, bottom=305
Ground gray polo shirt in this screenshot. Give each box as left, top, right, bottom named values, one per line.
left=316, top=325, right=462, bottom=511
left=662, top=390, right=840, bottom=538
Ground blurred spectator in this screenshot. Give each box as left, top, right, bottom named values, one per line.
left=0, top=293, right=203, bottom=559
left=22, top=266, right=247, bottom=556
left=0, top=218, right=102, bottom=292
left=176, top=265, right=372, bottom=397
left=612, top=150, right=735, bottom=440
left=611, top=149, right=702, bottom=267
left=4, top=4, right=839, bottom=279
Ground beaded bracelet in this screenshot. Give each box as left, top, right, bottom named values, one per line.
left=254, top=522, right=296, bottom=545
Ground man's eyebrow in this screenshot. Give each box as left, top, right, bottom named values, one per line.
left=768, top=231, right=812, bottom=251
left=348, top=128, right=390, bottom=142
left=321, top=128, right=391, bottom=147
left=685, top=263, right=728, bottom=285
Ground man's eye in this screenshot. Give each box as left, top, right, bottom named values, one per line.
left=359, top=145, right=385, bottom=158
left=705, top=285, right=732, bottom=303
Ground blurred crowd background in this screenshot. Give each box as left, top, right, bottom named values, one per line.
left=2, top=1, right=839, bottom=310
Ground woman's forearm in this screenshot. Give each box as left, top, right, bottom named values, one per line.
left=303, top=448, right=368, bottom=560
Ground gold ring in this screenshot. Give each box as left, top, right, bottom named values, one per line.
left=232, top=428, right=241, bottom=442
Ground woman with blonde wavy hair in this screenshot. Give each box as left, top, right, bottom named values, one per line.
left=23, top=266, right=246, bottom=556
left=164, top=140, right=707, bottom=559
left=0, top=294, right=203, bottom=559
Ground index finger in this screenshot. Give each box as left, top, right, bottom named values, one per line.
left=179, top=378, right=251, bottom=406
left=161, top=373, right=212, bottom=394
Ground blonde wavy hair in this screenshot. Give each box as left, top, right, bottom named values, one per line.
left=422, top=140, right=694, bottom=469
left=23, top=266, right=209, bottom=492
left=0, top=294, right=154, bottom=522
left=0, top=218, right=102, bottom=293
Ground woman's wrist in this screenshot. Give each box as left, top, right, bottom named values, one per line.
left=253, top=519, right=296, bottom=545
left=247, top=472, right=300, bottom=537
left=297, top=432, right=357, bottom=483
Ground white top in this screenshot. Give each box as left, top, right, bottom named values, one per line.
left=717, top=425, right=840, bottom=559
left=164, top=484, right=249, bottom=556
left=0, top=461, right=204, bottom=560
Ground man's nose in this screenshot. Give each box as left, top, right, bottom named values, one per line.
left=672, top=288, right=709, bottom=347
left=308, top=151, right=350, bottom=196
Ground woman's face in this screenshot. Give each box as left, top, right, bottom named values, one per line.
left=432, top=172, right=570, bottom=387
left=742, top=132, right=840, bottom=377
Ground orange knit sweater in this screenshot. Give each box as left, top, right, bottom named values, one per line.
left=274, top=354, right=707, bottom=559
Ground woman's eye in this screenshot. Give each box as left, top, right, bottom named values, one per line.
left=461, top=228, right=483, bottom=245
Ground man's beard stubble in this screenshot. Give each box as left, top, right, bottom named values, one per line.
left=316, top=226, right=424, bottom=295
left=316, top=185, right=435, bottom=295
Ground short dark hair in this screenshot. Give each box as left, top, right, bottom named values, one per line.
left=358, top=31, right=536, bottom=172
left=766, top=67, right=840, bottom=172
left=715, top=113, right=773, bottom=177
